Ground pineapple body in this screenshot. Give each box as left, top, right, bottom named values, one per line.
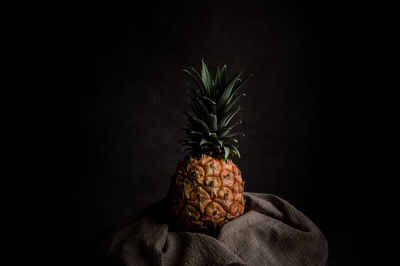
left=170, top=154, right=245, bottom=232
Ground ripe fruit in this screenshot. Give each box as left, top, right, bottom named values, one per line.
left=169, top=60, right=251, bottom=233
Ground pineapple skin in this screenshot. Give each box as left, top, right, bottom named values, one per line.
left=169, top=154, right=245, bottom=233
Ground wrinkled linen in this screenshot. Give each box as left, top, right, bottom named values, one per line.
left=108, top=192, right=328, bottom=266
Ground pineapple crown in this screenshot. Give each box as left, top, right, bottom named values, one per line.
left=181, top=60, right=252, bottom=159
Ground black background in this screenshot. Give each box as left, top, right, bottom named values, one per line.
left=10, top=0, right=399, bottom=265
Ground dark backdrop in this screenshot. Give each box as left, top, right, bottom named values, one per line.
left=20, top=0, right=398, bottom=265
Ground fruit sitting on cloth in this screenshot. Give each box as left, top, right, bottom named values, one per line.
left=168, top=60, right=252, bottom=233
left=107, top=61, right=329, bottom=266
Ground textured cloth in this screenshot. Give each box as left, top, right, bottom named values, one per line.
left=108, top=192, right=328, bottom=266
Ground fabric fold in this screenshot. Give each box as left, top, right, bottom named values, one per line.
left=108, top=192, right=328, bottom=266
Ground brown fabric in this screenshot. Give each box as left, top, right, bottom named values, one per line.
left=108, top=192, right=328, bottom=266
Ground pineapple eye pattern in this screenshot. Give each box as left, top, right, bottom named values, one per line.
left=172, top=156, right=244, bottom=231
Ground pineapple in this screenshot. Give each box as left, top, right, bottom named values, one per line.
left=169, top=60, right=252, bottom=233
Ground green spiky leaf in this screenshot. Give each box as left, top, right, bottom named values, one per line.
left=182, top=69, right=205, bottom=95
left=202, top=96, right=217, bottom=114
left=222, top=93, right=245, bottom=115
left=201, top=60, right=212, bottom=96
left=228, top=144, right=241, bottom=158
left=200, top=138, right=212, bottom=146
left=223, top=146, right=230, bottom=159
left=219, top=105, right=241, bottom=128
left=193, top=117, right=210, bottom=134
left=209, top=114, right=217, bottom=132
left=216, top=72, right=242, bottom=110
left=226, top=74, right=252, bottom=105
left=182, top=60, right=251, bottom=159
left=224, top=132, right=245, bottom=138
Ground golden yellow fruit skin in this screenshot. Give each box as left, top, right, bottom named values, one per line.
left=169, top=154, right=245, bottom=233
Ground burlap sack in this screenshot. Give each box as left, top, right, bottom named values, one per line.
left=108, top=192, right=328, bottom=266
